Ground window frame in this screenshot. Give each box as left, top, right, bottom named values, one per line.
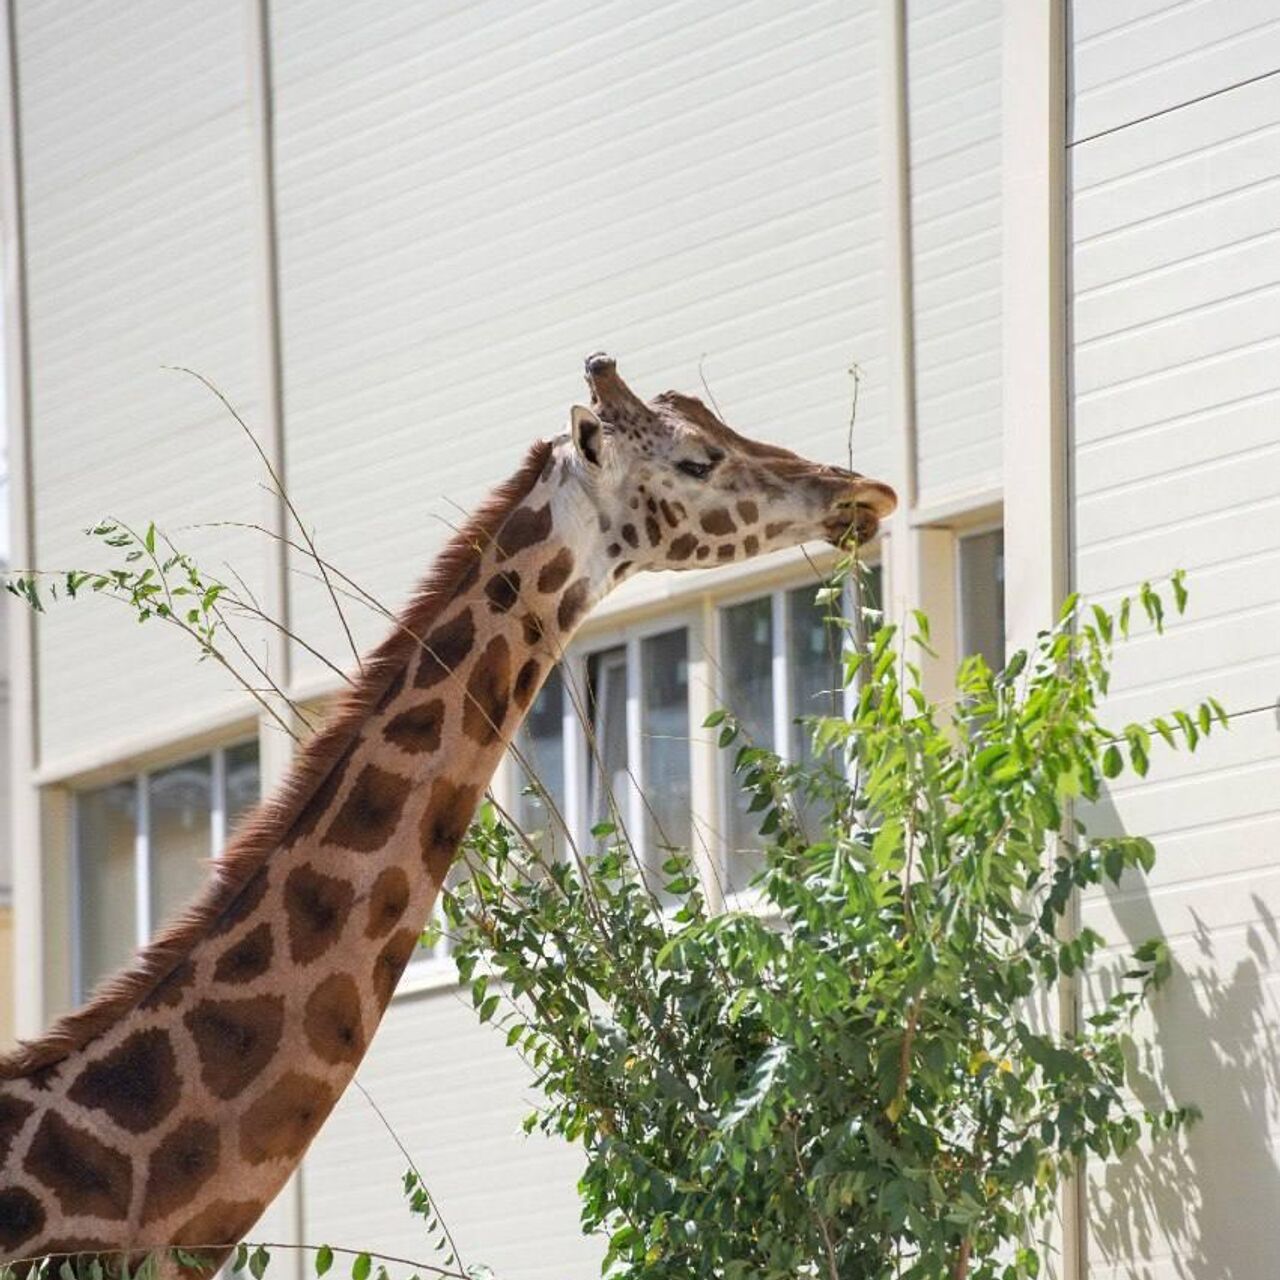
left=70, top=737, right=257, bottom=1001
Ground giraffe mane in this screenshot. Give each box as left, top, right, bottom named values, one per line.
left=0, top=438, right=557, bottom=1080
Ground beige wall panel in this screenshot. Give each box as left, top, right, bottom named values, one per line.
left=906, top=0, right=1002, bottom=500
left=17, top=0, right=264, bottom=768
left=271, top=0, right=891, bottom=685
left=1071, top=63, right=1280, bottom=1275
left=301, top=984, right=600, bottom=1280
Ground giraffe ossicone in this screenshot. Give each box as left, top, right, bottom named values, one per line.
left=0, top=355, right=896, bottom=1270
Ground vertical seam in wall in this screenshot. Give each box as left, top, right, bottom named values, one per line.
left=0, top=0, right=44, bottom=1035
left=1057, top=2, right=1085, bottom=1275
left=245, top=2, right=304, bottom=1269
left=879, top=0, right=921, bottom=630
left=246, top=0, right=291, bottom=699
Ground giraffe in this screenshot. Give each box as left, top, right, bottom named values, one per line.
left=0, top=354, right=896, bottom=1271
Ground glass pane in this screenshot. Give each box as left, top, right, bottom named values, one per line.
left=149, top=756, right=213, bottom=937
left=641, top=628, right=692, bottom=867
left=720, top=597, right=774, bottom=880
left=786, top=585, right=844, bottom=767
left=77, top=781, right=137, bottom=992
left=224, top=739, right=261, bottom=834
left=587, top=647, right=630, bottom=838
left=515, top=664, right=567, bottom=858
left=959, top=530, right=1006, bottom=672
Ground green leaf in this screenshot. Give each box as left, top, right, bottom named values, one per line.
left=315, top=1247, right=333, bottom=1277
left=350, top=1255, right=371, bottom=1280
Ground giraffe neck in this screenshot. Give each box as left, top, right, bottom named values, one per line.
left=0, top=444, right=614, bottom=1264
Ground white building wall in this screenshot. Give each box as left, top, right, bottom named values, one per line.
left=1070, top=7, right=1280, bottom=1275
left=906, top=0, right=1003, bottom=502
left=16, top=0, right=265, bottom=768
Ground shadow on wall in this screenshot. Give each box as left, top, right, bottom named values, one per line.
left=1085, top=796, right=1280, bottom=1279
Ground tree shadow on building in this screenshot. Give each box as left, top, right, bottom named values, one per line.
left=1085, top=850, right=1280, bottom=1279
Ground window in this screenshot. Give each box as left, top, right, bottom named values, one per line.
left=718, top=568, right=883, bottom=891
left=958, top=528, right=1005, bottom=670
left=513, top=664, right=568, bottom=856
left=510, top=621, right=693, bottom=893
left=74, top=739, right=260, bottom=995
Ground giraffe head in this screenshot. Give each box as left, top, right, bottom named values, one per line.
left=566, top=354, right=896, bottom=575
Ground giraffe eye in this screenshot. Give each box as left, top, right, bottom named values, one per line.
left=677, top=459, right=713, bottom=480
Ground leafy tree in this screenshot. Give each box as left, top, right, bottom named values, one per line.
left=445, top=566, right=1215, bottom=1279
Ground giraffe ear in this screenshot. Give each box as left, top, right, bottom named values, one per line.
left=570, top=405, right=606, bottom=468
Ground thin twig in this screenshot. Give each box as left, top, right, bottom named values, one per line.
left=166, top=365, right=364, bottom=674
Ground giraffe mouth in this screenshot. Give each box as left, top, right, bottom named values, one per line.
left=823, top=505, right=882, bottom=547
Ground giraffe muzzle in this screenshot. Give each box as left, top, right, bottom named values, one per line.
left=824, top=479, right=897, bottom=546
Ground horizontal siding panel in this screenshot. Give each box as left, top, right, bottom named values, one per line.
left=906, top=0, right=1002, bottom=502
left=1071, top=53, right=1280, bottom=1272
left=1070, top=0, right=1280, bottom=142
left=301, top=986, right=600, bottom=1280
left=16, top=0, right=264, bottom=765
left=273, top=0, right=890, bottom=686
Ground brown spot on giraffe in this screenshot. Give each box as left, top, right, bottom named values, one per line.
left=184, top=995, right=285, bottom=1100
left=420, top=778, right=481, bottom=878
left=462, top=635, right=511, bottom=745
left=700, top=507, right=736, bottom=536
left=513, top=658, right=541, bottom=710
left=208, top=868, right=271, bottom=939
left=365, top=866, right=410, bottom=938
left=212, top=922, right=274, bottom=986
left=67, top=1029, right=181, bottom=1133
left=172, top=1198, right=264, bottom=1252
left=736, top=500, right=759, bottom=525
left=764, top=520, right=793, bottom=540
left=0, top=1188, right=43, bottom=1252
left=614, top=560, right=634, bottom=578
left=521, top=612, right=546, bottom=647
left=383, top=698, right=445, bottom=755
left=0, top=1096, right=33, bottom=1165
left=142, top=957, right=197, bottom=1009
left=140, top=1119, right=220, bottom=1225
left=668, top=533, right=698, bottom=561
left=744, top=535, right=759, bottom=556
left=659, top=498, right=681, bottom=528
left=484, top=569, right=521, bottom=614
left=283, top=864, right=355, bottom=965
left=645, top=515, right=661, bottom=546
left=373, top=664, right=407, bottom=714
left=620, top=523, right=639, bottom=548
left=717, top=544, right=735, bottom=561
left=695, top=545, right=710, bottom=561
left=239, top=1072, right=336, bottom=1166
left=415, top=608, right=476, bottom=689
left=304, top=974, right=366, bottom=1066
left=323, top=764, right=412, bottom=852
left=286, top=739, right=360, bottom=846
left=24, top=1113, right=133, bottom=1220
left=558, top=578, right=592, bottom=632
left=495, top=503, right=552, bottom=560
left=537, top=547, right=574, bottom=593
left=373, top=930, right=419, bottom=1008
left=450, top=554, right=482, bottom=601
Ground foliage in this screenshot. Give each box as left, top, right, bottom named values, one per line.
left=445, top=566, right=1218, bottom=1280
